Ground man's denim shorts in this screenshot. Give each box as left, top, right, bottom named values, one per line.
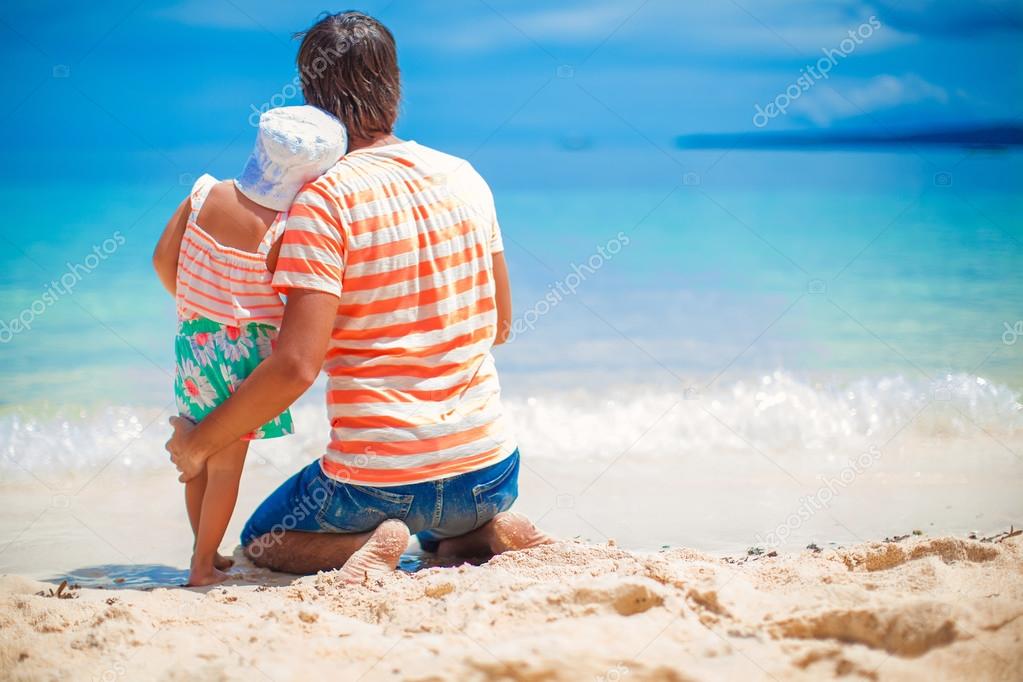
left=240, top=450, right=520, bottom=552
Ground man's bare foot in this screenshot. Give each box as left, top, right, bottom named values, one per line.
left=488, top=511, right=555, bottom=553
left=336, top=520, right=410, bottom=585
left=434, top=511, right=554, bottom=558
left=186, top=565, right=229, bottom=587
left=213, top=553, right=234, bottom=570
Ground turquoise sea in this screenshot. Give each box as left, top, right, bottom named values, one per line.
left=0, top=148, right=1021, bottom=568
left=1, top=149, right=1020, bottom=404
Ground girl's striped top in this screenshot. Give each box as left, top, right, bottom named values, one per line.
left=271, top=141, right=516, bottom=486
left=176, top=174, right=286, bottom=328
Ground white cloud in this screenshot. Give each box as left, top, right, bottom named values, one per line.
left=793, top=73, right=949, bottom=125
left=425, top=0, right=913, bottom=56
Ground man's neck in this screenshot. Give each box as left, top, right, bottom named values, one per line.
left=348, top=133, right=402, bottom=152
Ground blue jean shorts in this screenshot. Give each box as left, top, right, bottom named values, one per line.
left=240, top=451, right=520, bottom=552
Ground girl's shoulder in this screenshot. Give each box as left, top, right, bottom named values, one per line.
left=189, top=177, right=280, bottom=254
left=187, top=174, right=220, bottom=222
left=202, top=179, right=238, bottom=210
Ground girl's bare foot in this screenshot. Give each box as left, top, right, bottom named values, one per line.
left=336, top=519, right=410, bottom=584
left=186, top=565, right=229, bottom=587
left=213, top=553, right=234, bottom=570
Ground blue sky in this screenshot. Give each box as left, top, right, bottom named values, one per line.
left=1, top=0, right=1021, bottom=187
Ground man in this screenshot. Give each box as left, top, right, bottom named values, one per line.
left=166, top=11, right=550, bottom=582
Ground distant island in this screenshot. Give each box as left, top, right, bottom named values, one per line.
left=676, top=124, right=1023, bottom=151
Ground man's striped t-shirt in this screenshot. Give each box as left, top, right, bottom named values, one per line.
left=271, top=140, right=516, bottom=486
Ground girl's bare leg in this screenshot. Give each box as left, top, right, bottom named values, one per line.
left=187, top=440, right=248, bottom=586
left=184, top=467, right=234, bottom=571
left=185, top=467, right=206, bottom=536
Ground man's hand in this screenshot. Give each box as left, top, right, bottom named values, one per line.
left=166, top=416, right=203, bottom=482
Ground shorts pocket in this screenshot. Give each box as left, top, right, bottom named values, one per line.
left=316, top=481, right=414, bottom=533
left=472, top=452, right=520, bottom=528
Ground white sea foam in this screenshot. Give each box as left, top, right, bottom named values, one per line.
left=0, top=372, right=1020, bottom=479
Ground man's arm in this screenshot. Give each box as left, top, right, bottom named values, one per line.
left=152, top=197, right=190, bottom=297
left=492, top=251, right=512, bottom=345
left=167, top=288, right=338, bottom=480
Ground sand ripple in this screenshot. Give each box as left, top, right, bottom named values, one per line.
left=2, top=535, right=1022, bottom=681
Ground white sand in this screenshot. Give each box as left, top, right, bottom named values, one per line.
left=3, top=533, right=1022, bottom=681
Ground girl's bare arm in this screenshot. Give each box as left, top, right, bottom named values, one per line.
left=152, top=197, right=190, bottom=296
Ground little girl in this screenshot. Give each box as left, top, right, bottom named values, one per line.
left=152, top=106, right=346, bottom=586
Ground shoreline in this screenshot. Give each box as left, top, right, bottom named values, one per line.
left=3, top=455, right=1022, bottom=588
left=3, top=532, right=1022, bottom=681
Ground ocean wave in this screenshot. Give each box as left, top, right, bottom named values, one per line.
left=506, top=371, right=1023, bottom=463
left=1, top=372, right=1020, bottom=477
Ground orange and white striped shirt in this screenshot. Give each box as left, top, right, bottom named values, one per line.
left=272, top=141, right=516, bottom=486
left=176, top=174, right=286, bottom=327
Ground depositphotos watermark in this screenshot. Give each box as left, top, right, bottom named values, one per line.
left=754, top=445, right=881, bottom=548
left=0, top=231, right=126, bottom=344
left=505, top=231, right=631, bottom=343
left=244, top=452, right=371, bottom=557
left=248, top=25, right=370, bottom=126
left=752, top=16, right=882, bottom=128
left=244, top=484, right=331, bottom=558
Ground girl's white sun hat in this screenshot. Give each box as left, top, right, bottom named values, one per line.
left=234, top=105, right=347, bottom=211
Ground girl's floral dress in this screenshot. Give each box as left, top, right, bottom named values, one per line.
left=174, top=319, right=293, bottom=440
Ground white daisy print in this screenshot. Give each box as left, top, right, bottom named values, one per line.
left=255, top=328, right=276, bottom=361
left=189, top=331, right=218, bottom=367
left=178, top=358, right=218, bottom=409
left=217, top=325, right=254, bottom=362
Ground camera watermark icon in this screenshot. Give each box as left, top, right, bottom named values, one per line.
left=934, top=172, right=952, bottom=187
left=682, top=172, right=701, bottom=186
left=807, top=279, right=827, bottom=295
left=555, top=493, right=575, bottom=509
left=556, top=65, right=575, bottom=79
left=91, top=661, right=127, bottom=682
left=595, top=664, right=629, bottom=682
left=179, top=172, right=195, bottom=186
left=683, top=386, right=701, bottom=400
left=1002, top=321, right=1022, bottom=345
left=52, top=494, right=71, bottom=509
left=930, top=376, right=967, bottom=402
left=53, top=65, right=70, bottom=78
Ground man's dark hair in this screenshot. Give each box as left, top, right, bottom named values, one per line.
left=294, top=11, right=400, bottom=141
